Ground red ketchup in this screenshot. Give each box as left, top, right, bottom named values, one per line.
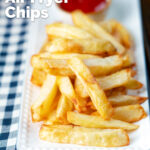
left=59, top=0, right=107, bottom=14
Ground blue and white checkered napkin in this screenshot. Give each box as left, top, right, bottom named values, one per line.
left=0, top=1, right=30, bottom=149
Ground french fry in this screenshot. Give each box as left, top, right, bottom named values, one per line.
left=31, top=75, right=58, bottom=122
left=31, top=69, right=47, bottom=86
left=112, top=104, right=147, bottom=123
left=56, top=95, right=73, bottom=122
left=75, top=77, right=89, bottom=98
left=39, top=125, right=129, bottom=147
left=43, top=110, right=60, bottom=125
left=108, top=95, right=147, bottom=107
left=72, top=11, right=126, bottom=54
left=124, top=78, right=143, bottom=89
left=68, top=57, right=113, bottom=120
left=100, top=20, right=132, bottom=49
left=97, top=69, right=143, bottom=90
left=67, top=111, right=138, bottom=131
left=46, top=23, right=94, bottom=39
left=122, top=51, right=135, bottom=68
left=39, top=52, right=99, bottom=59
left=45, top=38, right=116, bottom=55
left=44, top=94, right=71, bottom=125
left=31, top=55, right=123, bottom=77
left=87, top=95, right=147, bottom=107
left=44, top=38, right=81, bottom=54
left=74, top=38, right=116, bottom=55
left=92, top=104, right=147, bottom=123
left=57, top=76, right=81, bottom=112
left=48, top=68, right=75, bottom=77
left=84, top=56, right=122, bottom=76
left=75, top=69, right=143, bottom=98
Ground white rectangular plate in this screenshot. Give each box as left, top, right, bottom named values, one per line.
left=17, top=0, right=150, bottom=149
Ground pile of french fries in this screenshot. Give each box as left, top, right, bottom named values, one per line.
left=30, top=11, right=147, bottom=147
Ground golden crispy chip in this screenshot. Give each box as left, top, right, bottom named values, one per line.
left=31, top=75, right=58, bottom=122
left=100, top=20, right=132, bottom=49
left=39, top=52, right=99, bottom=59
left=45, top=38, right=116, bottom=55
left=67, top=111, right=138, bottom=131
left=75, top=77, right=89, bottom=98
left=43, top=110, right=60, bottom=125
left=112, top=104, right=147, bottom=123
left=44, top=94, right=70, bottom=125
left=122, top=51, right=135, bottom=68
left=75, top=69, right=143, bottom=98
left=68, top=57, right=113, bottom=120
left=31, top=54, right=123, bottom=77
left=108, top=95, right=147, bottom=107
left=46, top=23, right=94, bottom=39
left=44, top=38, right=82, bottom=54
left=124, top=78, right=143, bottom=89
left=74, top=38, right=116, bottom=55
left=72, top=11, right=125, bottom=54
left=31, top=69, right=47, bottom=86
left=97, top=69, right=143, bottom=90
left=57, top=76, right=81, bottom=112
left=39, top=125, right=129, bottom=147
left=92, top=104, right=147, bottom=123
left=56, top=95, right=73, bottom=122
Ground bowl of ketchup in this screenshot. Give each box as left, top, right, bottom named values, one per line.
left=58, top=0, right=111, bottom=20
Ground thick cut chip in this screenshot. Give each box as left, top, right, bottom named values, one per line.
left=75, top=77, right=89, bottom=98
left=72, top=11, right=125, bottom=54
left=75, top=69, right=143, bottom=98
left=68, top=57, right=113, bottom=120
left=43, top=94, right=62, bottom=125
left=112, top=104, right=147, bottom=123
left=67, top=112, right=138, bottom=131
left=108, top=95, right=147, bottom=107
left=83, top=56, right=122, bottom=76
left=100, top=20, right=132, bottom=49
left=45, top=38, right=116, bottom=55
left=39, top=125, right=129, bottom=147
left=31, top=55, right=123, bottom=77
left=122, top=51, right=135, bottom=68
left=44, top=110, right=60, bottom=125
left=31, top=75, right=58, bottom=122
left=56, top=95, right=73, bottom=122
left=39, top=52, right=99, bottom=59
left=46, top=23, right=94, bottom=39
left=44, top=38, right=81, bottom=54
left=92, top=104, right=147, bottom=123
left=74, top=38, right=116, bottom=55
left=31, top=69, right=47, bottom=86
left=96, top=69, right=143, bottom=90
left=124, top=78, right=143, bottom=89
left=57, top=76, right=81, bottom=112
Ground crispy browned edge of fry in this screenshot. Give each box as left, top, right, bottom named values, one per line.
left=126, top=105, right=147, bottom=123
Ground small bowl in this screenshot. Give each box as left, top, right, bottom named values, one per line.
left=56, top=0, right=112, bottom=21
left=88, top=0, right=112, bottom=21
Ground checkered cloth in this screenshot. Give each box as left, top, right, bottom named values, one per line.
left=0, top=1, right=30, bottom=149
